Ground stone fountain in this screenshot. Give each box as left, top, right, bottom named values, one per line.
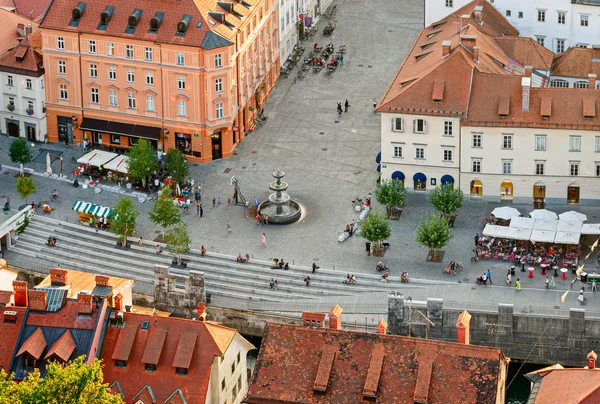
left=258, top=170, right=302, bottom=224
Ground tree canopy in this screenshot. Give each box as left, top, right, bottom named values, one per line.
left=415, top=214, right=453, bottom=258
left=110, top=197, right=139, bottom=246
left=9, top=138, right=33, bottom=176
left=428, top=186, right=464, bottom=216
left=164, top=148, right=189, bottom=187
left=375, top=180, right=407, bottom=218
left=360, top=210, right=392, bottom=254
left=0, top=356, right=124, bottom=404
left=126, top=139, right=158, bottom=188
left=149, top=187, right=181, bottom=232
left=165, top=223, right=190, bottom=266
left=15, top=176, right=37, bottom=203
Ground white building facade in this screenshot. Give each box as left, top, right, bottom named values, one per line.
left=426, top=0, right=600, bottom=53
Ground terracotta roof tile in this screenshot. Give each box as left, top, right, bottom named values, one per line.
left=0, top=9, right=39, bottom=55
left=540, top=97, right=552, bottom=116
left=44, top=330, right=76, bottom=362
left=141, top=328, right=168, bottom=365
left=172, top=331, right=197, bottom=369
left=362, top=345, right=385, bottom=398
left=583, top=98, right=596, bottom=117
left=13, top=0, right=51, bottom=21
left=16, top=328, right=46, bottom=359
left=0, top=306, right=27, bottom=371
left=111, top=325, right=137, bottom=361
left=413, top=356, right=434, bottom=402
left=551, top=47, right=600, bottom=78
left=132, top=385, right=156, bottom=403
left=204, top=321, right=235, bottom=354
left=312, top=346, right=336, bottom=392
left=495, top=37, right=554, bottom=70
left=36, top=268, right=133, bottom=300
left=528, top=369, right=600, bottom=403
left=245, top=323, right=506, bottom=404
left=498, top=96, right=510, bottom=116
left=27, top=299, right=98, bottom=330
left=0, top=290, right=12, bottom=305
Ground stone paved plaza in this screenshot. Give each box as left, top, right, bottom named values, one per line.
left=1, top=0, right=600, bottom=299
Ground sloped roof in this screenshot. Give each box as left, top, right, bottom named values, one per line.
left=0, top=8, right=39, bottom=55
left=494, top=37, right=554, bottom=70
left=245, top=322, right=507, bottom=404
left=13, top=0, right=51, bottom=21
left=16, top=328, right=46, bottom=359
left=526, top=368, right=600, bottom=403
left=200, top=31, right=232, bottom=50
left=0, top=37, right=44, bottom=77
left=36, top=268, right=133, bottom=299
left=44, top=330, right=76, bottom=362
left=0, top=306, right=27, bottom=371
left=551, top=47, right=600, bottom=78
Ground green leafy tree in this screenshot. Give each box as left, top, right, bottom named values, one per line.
left=9, top=138, right=33, bottom=176
left=415, top=214, right=453, bottom=261
left=15, top=176, right=37, bottom=204
left=149, top=187, right=181, bottom=234
left=164, top=148, right=189, bottom=187
left=110, top=197, right=139, bottom=247
left=375, top=180, right=407, bottom=218
left=165, top=223, right=191, bottom=266
left=360, top=210, right=392, bottom=255
left=126, top=139, right=158, bottom=189
left=429, top=186, right=464, bottom=216
left=0, top=356, right=124, bottom=404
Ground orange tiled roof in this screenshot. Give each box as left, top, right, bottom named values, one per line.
left=0, top=38, right=44, bottom=76
left=44, top=330, right=76, bottom=362
left=36, top=268, right=133, bottom=298
left=101, top=312, right=239, bottom=403
left=0, top=8, right=39, bottom=55
left=0, top=306, right=27, bottom=371
left=26, top=299, right=98, bottom=330
left=13, top=0, right=51, bottom=21
left=16, top=328, right=46, bottom=360
left=494, top=37, right=554, bottom=70
left=528, top=369, right=600, bottom=403
left=551, top=47, right=600, bottom=78
left=245, top=322, right=506, bottom=404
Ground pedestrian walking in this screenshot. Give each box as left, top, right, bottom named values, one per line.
left=227, top=220, right=232, bottom=233
left=217, top=198, right=221, bottom=207
left=274, top=280, right=278, bottom=290
left=474, top=233, right=479, bottom=246
left=487, top=269, right=492, bottom=285
left=506, top=270, right=512, bottom=285
left=269, top=278, right=274, bottom=289
left=515, top=278, right=521, bottom=291
left=228, top=197, right=231, bottom=206
left=545, top=276, right=550, bottom=289
left=304, top=276, right=311, bottom=287
left=261, top=233, right=266, bottom=246
left=579, top=286, right=586, bottom=304
left=312, top=263, right=319, bottom=273
left=550, top=275, right=556, bottom=288
left=156, top=244, right=162, bottom=255
left=340, top=55, right=344, bottom=66
left=233, top=187, right=238, bottom=204
left=196, top=202, right=200, bottom=215
left=372, top=98, right=377, bottom=110
left=194, top=189, right=200, bottom=202
left=213, top=198, right=216, bottom=207
left=199, top=203, right=203, bottom=217
left=138, top=237, right=143, bottom=246
left=344, top=99, right=349, bottom=112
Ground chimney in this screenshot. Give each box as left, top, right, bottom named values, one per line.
left=77, top=293, right=93, bottom=315
left=461, top=14, right=470, bottom=28
left=25, top=24, right=32, bottom=36
left=441, top=40, right=451, bottom=58
left=50, top=268, right=68, bottom=286
left=473, top=5, right=483, bottom=21
left=377, top=319, right=388, bottom=335
left=524, top=65, right=532, bottom=78
left=95, top=275, right=109, bottom=286
left=456, top=310, right=472, bottom=345
left=588, top=351, right=597, bottom=369
left=589, top=74, right=597, bottom=89
left=197, top=302, right=207, bottom=321
left=16, top=23, right=24, bottom=37
left=29, top=290, right=47, bottom=311
left=473, top=46, right=480, bottom=61
left=328, top=305, right=343, bottom=330
left=114, top=293, right=123, bottom=311
left=521, top=77, right=531, bottom=111
left=13, top=280, right=28, bottom=307
left=302, top=312, right=326, bottom=328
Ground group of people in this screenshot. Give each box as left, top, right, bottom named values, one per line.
left=272, top=258, right=289, bottom=270
left=46, top=235, right=57, bottom=247
left=343, top=274, right=357, bottom=285
left=344, top=219, right=357, bottom=237
left=237, top=253, right=250, bottom=263
left=256, top=213, right=269, bottom=224
left=269, top=278, right=279, bottom=290
left=337, top=99, right=350, bottom=114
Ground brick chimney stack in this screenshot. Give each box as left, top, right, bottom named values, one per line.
left=589, top=74, right=597, bottom=89
left=95, top=275, right=109, bottom=286
left=25, top=24, right=32, bottom=36
left=456, top=310, right=472, bottom=345
left=302, top=312, right=326, bottom=328
left=197, top=302, right=207, bottom=321
left=29, top=290, right=47, bottom=311
left=13, top=280, right=28, bottom=307
left=588, top=351, right=597, bottom=369
left=524, top=66, right=532, bottom=78
left=328, top=305, right=343, bottom=330
left=77, top=293, right=93, bottom=315
left=521, top=77, right=531, bottom=111
left=50, top=268, right=68, bottom=286
left=473, top=46, right=480, bottom=61
left=378, top=319, right=388, bottom=335
left=473, top=5, right=483, bottom=21
left=461, top=14, right=470, bottom=28
left=441, top=40, right=451, bottom=58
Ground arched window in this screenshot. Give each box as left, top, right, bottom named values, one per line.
left=549, top=79, right=569, bottom=88
left=574, top=81, right=589, bottom=89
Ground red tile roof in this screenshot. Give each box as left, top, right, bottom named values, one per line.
left=245, top=323, right=507, bottom=404
left=101, top=312, right=239, bottom=403
left=527, top=368, right=600, bottom=403
left=13, top=0, right=51, bottom=21
left=0, top=306, right=27, bottom=371
left=26, top=299, right=99, bottom=330
left=551, top=47, right=600, bottom=78
left=44, top=330, right=76, bottom=362
left=110, top=325, right=137, bottom=362
left=0, top=290, right=12, bottom=305
left=494, top=37, right=554, bottom=70
left=16, top=328, right=46, bottom=360
left=0, top=9, right=39, bottom=55
left=0, top=37, right=44, bottom=77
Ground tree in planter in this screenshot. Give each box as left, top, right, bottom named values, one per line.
left=164, top=148, right=189, bottom=187
left=360, top=210, right=392, bottom=256
left=0, top=356, right=124, bottom=403
left=415, top=214, right=453, bottom=262
left=429, top=186, right=464, bottom=218
left=9, top=137, right=33, bottom=176
left=375, top=180, right=407, bottom=219
left=111, top=197, right=139, bottom=247
left=15, top=176, right=37, bottom=203
left=127, top=139, right=159, bottom=189
left=149, top=187, right=181, bottom=237
left=165, top=223, right=191, bottom=266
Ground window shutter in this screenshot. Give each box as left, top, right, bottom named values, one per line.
left=391, top=118, right=396, bottom=132
left=423, top=120, right=428, bottom=134
left=413, top=120, right=417, bottom=133
left=400, top=118, right=403, bottom=132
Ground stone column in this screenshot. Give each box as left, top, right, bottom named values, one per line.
left=387, top=294, right=405, bottom=335
left=426, top=298, right=443, bottom=339
left=154, top=265, right=170, bottom=305
left=188, top=270, right=206, bottom=306
left=569, top=308, right=586, bottom=339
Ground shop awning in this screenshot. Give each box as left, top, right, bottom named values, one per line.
left=79, top=117, right=161, bottom=141
left=76, top=150, right=118, bottom=167
left=413, top=172, right=426, bottom=183
left=103, top=155, right=129, bottom=174
left=377, top=164, right=381, bottom=173
left=71, top=201, right=114, bottom=218
left=391, top=171, right=405, bottom=181
left=506, top=227, right=532, bottom=240
left=440, top=174, right=454, bottom=184
left=376, top=152, right=381, bottom=164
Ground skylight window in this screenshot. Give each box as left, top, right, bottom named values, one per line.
left=176, top=15, right=192, bottom=37
left=98, top=6, right=114, bottom=30
left=149, top=12, right=165, bottom=34
left=125, top=9, right=143, bottom=34
left=427, top=30, right=441, bottom=39
left=69, top=2, right=87, bottom=27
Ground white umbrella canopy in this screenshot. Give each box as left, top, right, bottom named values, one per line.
left=558, top=211, right=587, bottom=223
left=510, top=217, right=535, bottom=230
left=530, top=230, right=556, bottom=243
left=557, top=220, right=583, bottom=233
left=482, top=224, right=509, bottom=238
left=491, top=206, right=521, bottom=220
left=530, top=209, right=558, bottom=221
left=506, top=227, right=532, bottom=240
left=582, top=224, right=600, bottom=235
left=554, top=231, right=581, bottom=245
left=533, top=219, right=558, bottom=231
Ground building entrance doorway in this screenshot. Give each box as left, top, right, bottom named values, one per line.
left=211, top=130, right=222, bottom=160
left=470, top=180, right=482, bottom=199
left=533, top=182, right=546, bottom=209
left=500, top=181, right=513, bottom=200
left=6, top=120, right=19, bottom=137
left=567, top=184, right=580, bottom=204
left=25, top=124, right=36, bottom=141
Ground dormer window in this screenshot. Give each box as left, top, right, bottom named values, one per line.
left=23, top=355, right=34, bottom=372
left=144, top=363, right=157, bottom=372
left=149, top=12, right=164, bottom=34
left=176, top=15, right=192, bottom=37
left=70, top=2, right=87, bottom=27
left=126, top=9, right=143, bottom=34
left=175, top=367, right=188, bottom=376
left=98, top=6, right=114, bottom=30
left=114, top=359, right=127, bottom=368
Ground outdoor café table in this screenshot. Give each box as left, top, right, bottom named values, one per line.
left=561, top=268, right=569, bottom=281
left=553, top=266, right=560, bottom=277
left=528, top=266, right=535, bottom=279
left=540, top=263, right=548, bottom=275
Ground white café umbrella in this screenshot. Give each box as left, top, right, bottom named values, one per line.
left=491, top=206, right=521, bottom=220
left=509, top=217, right=535, bottom=230
left=530, top=209, right=558, bottom=221
left=533, top=219, right=558, bottom=231
left=557, top=220, right=583, bottom=233
left=558, top=211, right=587, bottom=223
left=530, top=230, right=556, bottom=243
left=582, top=224, right=600, bottom=235
left=506, top=227, right=532, bottom=241
left=554, top=231, right=581, bottom=245
left=482, top=224, right=509, bottom=238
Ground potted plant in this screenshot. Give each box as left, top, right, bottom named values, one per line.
left=248, top=106, right=255, bottom=112
left=26, top=107, right=34, bottom=115
left=7, top=103, right=15, bottom=111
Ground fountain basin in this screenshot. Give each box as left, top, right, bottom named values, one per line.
left=258, top=200, right=302, bottom=224
left=270, top=181, right=288, bottom=191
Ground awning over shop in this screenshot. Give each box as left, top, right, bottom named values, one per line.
left=376, top=152, right=381, bottom=164
left=103, top=155, right=129, bottom=174
left=71, top=201, right=114, bottom=218
left=413, top=172, right=426, bottom=183
left=79, top=117, right=161, bottom=141
left=557, top=220, right=583, bottom=233
left=391, top=171, right=405, bottom=181
left=441, top=174, right=454, bottom=184
left=377, top=164, right=381, bottom=173
left=76, top=150, right=118, bottom=167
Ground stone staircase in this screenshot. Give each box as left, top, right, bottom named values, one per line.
left=9, top=215, right=435, bottom=303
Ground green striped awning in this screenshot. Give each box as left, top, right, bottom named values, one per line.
left=71, top=201, right=113, bottom=218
